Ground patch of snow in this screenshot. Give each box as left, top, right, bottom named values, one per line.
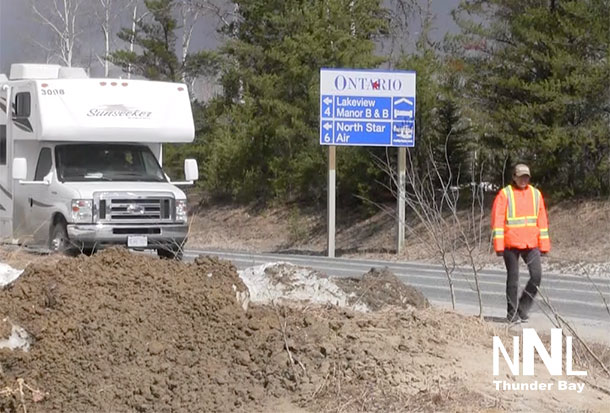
left=0, top=262, right=23, bottom=287
left=0, top=323, right=31, bottom=352
left=238, top=262, right=368, bottom=311
left=232, top=284, right=250, bottom=311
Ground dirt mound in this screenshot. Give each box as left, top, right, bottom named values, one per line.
left=335, top=266, right=429, bottom=311
left=0, top=249, right=476, bottom=412
left=0, top=248, right=252, bottom=412
left=1, top=249, right=608, bottom=412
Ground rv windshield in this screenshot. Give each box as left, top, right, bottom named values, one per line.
left=55, top=144, right=167, bottom=182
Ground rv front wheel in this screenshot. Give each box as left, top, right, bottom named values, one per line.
left=50, top=221, right=76, bottom=256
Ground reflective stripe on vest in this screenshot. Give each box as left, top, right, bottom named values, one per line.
left=492, top=228, right=504, bottom=239
left=504, top=185, right=540, bottom=228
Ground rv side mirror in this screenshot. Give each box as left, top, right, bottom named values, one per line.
left=184, top=159, right=198, bottom=181
left=12, top=158, right=27, bottom=181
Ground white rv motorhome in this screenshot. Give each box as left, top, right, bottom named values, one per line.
left=0, top=63, right=199, bottom=259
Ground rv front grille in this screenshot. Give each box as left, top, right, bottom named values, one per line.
left=99, top=197, right=173, bottom=222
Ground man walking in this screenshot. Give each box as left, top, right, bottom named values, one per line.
left=491, top=164, right=550, bottom=323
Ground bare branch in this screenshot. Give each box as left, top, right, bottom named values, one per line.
left=537, top=288, right=610, bottom=378
left=32, top=4, right=64, bottom=38
left=55, top=0, right=67, bottom=28
left=31, top=0, right=85, bottom=67
left=189, top=0, right=236, bottom=28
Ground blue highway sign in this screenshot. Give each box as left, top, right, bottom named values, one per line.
left=320, top=69, right=416, bottom=147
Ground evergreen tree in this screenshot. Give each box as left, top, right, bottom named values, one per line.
left=451, top=0, right=610, bottom=197
left=395, top=17, right=474, bottom=191
left=110, top=0, right=217, bottom=83
left=201, top=0, right=389, bottom=203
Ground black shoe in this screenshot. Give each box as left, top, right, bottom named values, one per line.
left=518, top=313, right=529, bottom=323
left=507, top=315, right=521, bottom=324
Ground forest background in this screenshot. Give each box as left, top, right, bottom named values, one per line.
left=2, top=0, right=609, bottom=209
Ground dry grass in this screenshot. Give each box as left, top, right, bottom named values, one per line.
left=0, top=379, right=47, bottom=413
left=549, top=200, right=610, bottom=259
left=187, top=199, right=610, bottom=277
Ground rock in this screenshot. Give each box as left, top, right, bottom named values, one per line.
left=148, top=341, right=164, bottom=355
left=234, top=350, right=251, bottom=365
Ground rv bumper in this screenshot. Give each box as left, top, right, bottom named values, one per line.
left=67, top=223, right=188, bottom=249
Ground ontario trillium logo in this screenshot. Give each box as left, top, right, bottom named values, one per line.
left=87, top=104, right=152, bottom=119
left=492, top=328, right=586, bottom=393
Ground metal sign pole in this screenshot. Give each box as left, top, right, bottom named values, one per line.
left=397, top=147, right=406, bottom=254
left=328, top=145, right=336, bottom=258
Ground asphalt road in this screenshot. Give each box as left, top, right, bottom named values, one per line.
left=184, top=248, right=610, bottom=341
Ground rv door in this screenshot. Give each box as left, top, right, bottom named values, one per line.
left=21, top=148, right=54, bottom=244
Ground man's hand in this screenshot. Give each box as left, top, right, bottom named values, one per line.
left=496, top=251, right=504, bottom=257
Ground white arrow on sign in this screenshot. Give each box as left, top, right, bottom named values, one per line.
left=323, top=122, right=332, bottom=130
left=394, top=97, right=413, bottom=105
left=323, top=97, right=333, bottom=105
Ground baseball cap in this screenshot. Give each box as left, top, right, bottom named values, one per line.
left=514, top=164, right=531, bottom=177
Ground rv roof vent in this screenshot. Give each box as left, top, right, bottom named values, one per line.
left=58, top=66, right=88, bottom=79
left=10, top=64, right=61, bottom=80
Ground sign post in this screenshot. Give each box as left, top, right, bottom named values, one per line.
left=320, top=69, right=416, bottom=257
left=397, top=147, right=406, bottom=253
left=327, top=145, right=336, bottom=258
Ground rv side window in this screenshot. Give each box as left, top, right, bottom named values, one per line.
left=34, top=148, right=52, bottom=181
left=14, top=93, right=31, bottom=118
left=0, top=125, right=5, bottom=165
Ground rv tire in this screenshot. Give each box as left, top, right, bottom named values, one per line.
left=49, top=221, right=77, bottom=256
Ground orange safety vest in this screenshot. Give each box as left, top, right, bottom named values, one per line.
left=491, top=184, right=550, bottom=253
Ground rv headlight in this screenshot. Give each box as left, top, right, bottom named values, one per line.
left=71, top=199, right=93, bottom=223
left=176, top=199, right=187, bottom=223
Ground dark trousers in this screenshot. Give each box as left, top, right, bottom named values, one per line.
left=503, top=248, right=542, bottom=320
